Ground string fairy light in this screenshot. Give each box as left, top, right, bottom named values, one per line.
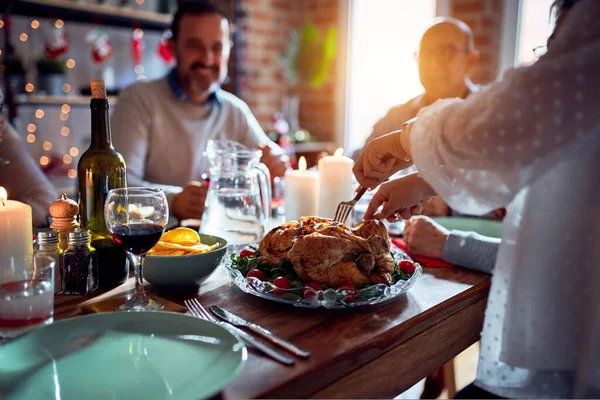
left=67, top=169, right=77, bottom=179
left=43, top=141, right=52, bottom=151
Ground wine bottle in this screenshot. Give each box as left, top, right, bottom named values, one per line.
left=77, top=80, right=128, bottom=288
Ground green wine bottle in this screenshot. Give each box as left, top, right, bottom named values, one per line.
left=77, top=80, right=128, bottom=288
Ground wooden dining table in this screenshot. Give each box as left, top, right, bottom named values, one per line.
left=53, top=262, right=491, bottom=399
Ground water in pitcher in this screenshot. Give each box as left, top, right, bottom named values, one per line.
left=200, top=140, right=272, bottom=245
left=201, top=188, right=266, bottom=245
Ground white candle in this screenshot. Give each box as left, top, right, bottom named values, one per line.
left=318, top=148, right=354, bottom=219
left=0, top=187, right=34, bottom=256
left=284, top=157, right=319, bottom=221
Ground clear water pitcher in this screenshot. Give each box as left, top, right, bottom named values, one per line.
left=200, top=140, right=272, bottom=244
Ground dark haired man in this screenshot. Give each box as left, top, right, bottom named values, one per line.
left=112, top=1, right=288, bottom=220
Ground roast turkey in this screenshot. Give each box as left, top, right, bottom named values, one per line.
left=258, top=217, right=395, bottom=287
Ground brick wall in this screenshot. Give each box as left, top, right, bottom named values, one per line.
left=450, top=0, right=503, bottom=84
left=239, top=0, right=339, bottom=142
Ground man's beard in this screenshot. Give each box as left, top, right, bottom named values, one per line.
left=187, top=62, right=227, bottom=96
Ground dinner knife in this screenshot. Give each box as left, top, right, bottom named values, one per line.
left=210, top=305, right=311, bottom=358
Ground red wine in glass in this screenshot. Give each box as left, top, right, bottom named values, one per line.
left=111, top=223, right=164, bottom=255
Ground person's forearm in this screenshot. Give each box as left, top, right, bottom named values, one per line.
left=442, top=230, right=500, bottom=274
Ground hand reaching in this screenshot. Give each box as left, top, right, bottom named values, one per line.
left=403, top=216, right=449, bottom=259
left=364, top=172, right=436, bottom=221
left=353, top=130, right=412, bottom=190
left=171, top=181, right=208, bottom=220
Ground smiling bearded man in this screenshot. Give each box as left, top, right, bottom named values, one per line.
left=112, top=0, right=289, bottom=221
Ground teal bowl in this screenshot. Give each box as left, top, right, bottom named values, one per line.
left=144, top=234, right=228, bottom=291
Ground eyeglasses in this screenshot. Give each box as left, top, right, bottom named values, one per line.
left=533, top=45, right=548, bottom=59
left=414, top=45, right=469, bottom=63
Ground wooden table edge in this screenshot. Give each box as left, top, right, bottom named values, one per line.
left=247, top=277, right=491, bottom=399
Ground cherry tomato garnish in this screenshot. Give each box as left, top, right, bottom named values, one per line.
left=338, top=280, right=357, bottom=301
left=239, top=249, right=255, bottom=258
left=303, top=282, right=324, bottom=300
left=247, top=269, right=265, bottom=281
left=272, top=276, right=291, bottom=295
left=399, top=260, right=416, bottom=274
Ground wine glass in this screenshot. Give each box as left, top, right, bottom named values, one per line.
left=104, top=187, right=168, bottom=312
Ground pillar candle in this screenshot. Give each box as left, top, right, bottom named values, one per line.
left=284, top=157, right=319, bottom=221
left=0, top=187, right=34, bottom=256
left=318, top=148, right=354, bottom=219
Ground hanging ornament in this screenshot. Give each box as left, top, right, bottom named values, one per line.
left=44, top=26, right=70, bottom=60
left=131, top=29, right=144, bottom=66
left=86, top=28, right=113, bottom=64
left=157, top=30, right=174, bottom=64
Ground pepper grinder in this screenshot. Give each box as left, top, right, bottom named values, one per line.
left=49, top=194, right=80, bottom=250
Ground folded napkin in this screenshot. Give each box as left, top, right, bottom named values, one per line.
left=391, top=238, right=454, bottom=268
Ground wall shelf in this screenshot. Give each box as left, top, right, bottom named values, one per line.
left=3, top=0, right=172, bottom=31
left=15, top=94, right=118, bottom=106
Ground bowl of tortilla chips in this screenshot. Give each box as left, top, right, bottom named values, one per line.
left=144, top=227, right=227, bottom=290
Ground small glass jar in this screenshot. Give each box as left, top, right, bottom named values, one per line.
left=61, top=229, right=98, bottom=295
left=35, top=230, right=63, bottom=294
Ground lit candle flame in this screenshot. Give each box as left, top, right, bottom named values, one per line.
left=0, top=186, right=6, bottom=206
left=334, top=148, right=344, bottom=157
left=298, top=156, right=307, bottom=171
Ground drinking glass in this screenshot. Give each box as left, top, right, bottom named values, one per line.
left=0, top=255, right=55, bottom=339
left=104, top=188, right=168, bottom=312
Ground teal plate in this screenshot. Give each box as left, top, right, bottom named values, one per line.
left=433, top=217, right=504, bottom=238
left=0, top=312, right=247, bottom=400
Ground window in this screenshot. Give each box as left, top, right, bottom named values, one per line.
left=344, top=0, right=437, bottom=154
left=516, top=0, right=555, bottom=65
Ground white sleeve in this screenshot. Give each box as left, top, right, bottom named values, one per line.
left=409, top=0, right=600, bottom=215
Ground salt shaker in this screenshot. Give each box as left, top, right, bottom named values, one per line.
left=35, top=230, right=63, bottom=294
left=49, top=194, right=80, bottom=251
left=62, top=229, right=98, bottom=295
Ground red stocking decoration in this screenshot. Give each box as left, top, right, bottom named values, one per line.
left=131, top=29, right=144, bottom=65
left=86, top=29, right=113, bottom=64
left=44, top=27, right=70, bottom=59
left=157, top=31, right=174, bottom=64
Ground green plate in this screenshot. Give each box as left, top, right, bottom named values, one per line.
left=0, top=312, right=246, bottom=400
left=433, top=217, right=504, bottom=238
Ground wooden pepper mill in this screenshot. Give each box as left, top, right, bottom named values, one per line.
left=49, top=194, right=80, bottom=250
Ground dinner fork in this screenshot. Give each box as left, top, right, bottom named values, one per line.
left=184, top=298, right=295, bottom=365
left=333, top=186, right=368, bottom=223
